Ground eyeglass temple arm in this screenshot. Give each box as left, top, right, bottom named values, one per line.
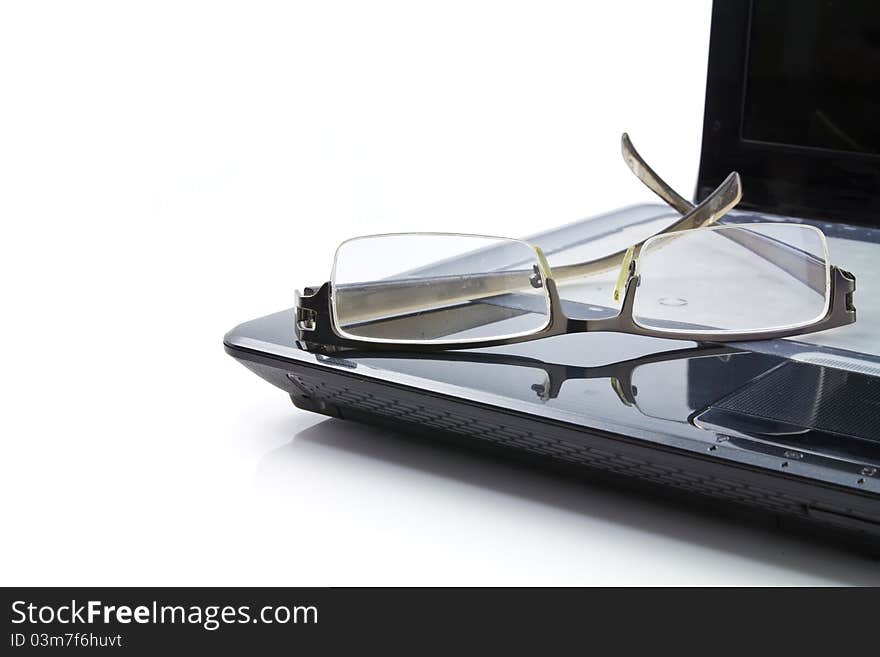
left=622, top=133, right=825, bottom=293
left=620, top=132, right=693, bottom=214
left=550, top=167, right=742, bottom=281
left=328, top=172, right=742, bottom=327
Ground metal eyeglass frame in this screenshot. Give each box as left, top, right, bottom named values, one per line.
left=295, top=134, right=856, bottom=353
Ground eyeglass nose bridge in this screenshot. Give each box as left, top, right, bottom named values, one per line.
left=546, top=265, right=642, bottom=337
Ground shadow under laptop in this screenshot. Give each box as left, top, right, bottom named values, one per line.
left=258, top=416, right=880, bottom=584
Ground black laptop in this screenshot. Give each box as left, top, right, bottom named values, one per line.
left=225, top=0, right=880, bottom=552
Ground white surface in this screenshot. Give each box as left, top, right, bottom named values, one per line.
left=1, top=1, right=878, bottom=585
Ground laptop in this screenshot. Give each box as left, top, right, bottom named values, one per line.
left=225, top=0, right=880, bottom=551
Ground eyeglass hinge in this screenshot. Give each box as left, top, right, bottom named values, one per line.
left=613, top=245, right=637, bottom=302
left=296, top=306, right=317, bottom=332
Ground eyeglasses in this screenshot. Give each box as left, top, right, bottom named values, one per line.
left=295, top=135, right=856, bottom=353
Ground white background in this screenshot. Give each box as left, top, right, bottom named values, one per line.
left=2, top=1, right=878, bottom=585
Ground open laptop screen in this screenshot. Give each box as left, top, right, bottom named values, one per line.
left=743, top=0, right=880, bottom=155
left=697, top=0, right=880, bottom=226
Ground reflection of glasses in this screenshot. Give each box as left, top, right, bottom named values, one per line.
left=296, top=135, right=856, bottom=353
left=315, top=343, right=751, bottom=407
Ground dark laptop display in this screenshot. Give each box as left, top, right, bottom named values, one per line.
left=698, top=0, right=880, bottom=225
left=743, top=0, right=880, bottom=155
